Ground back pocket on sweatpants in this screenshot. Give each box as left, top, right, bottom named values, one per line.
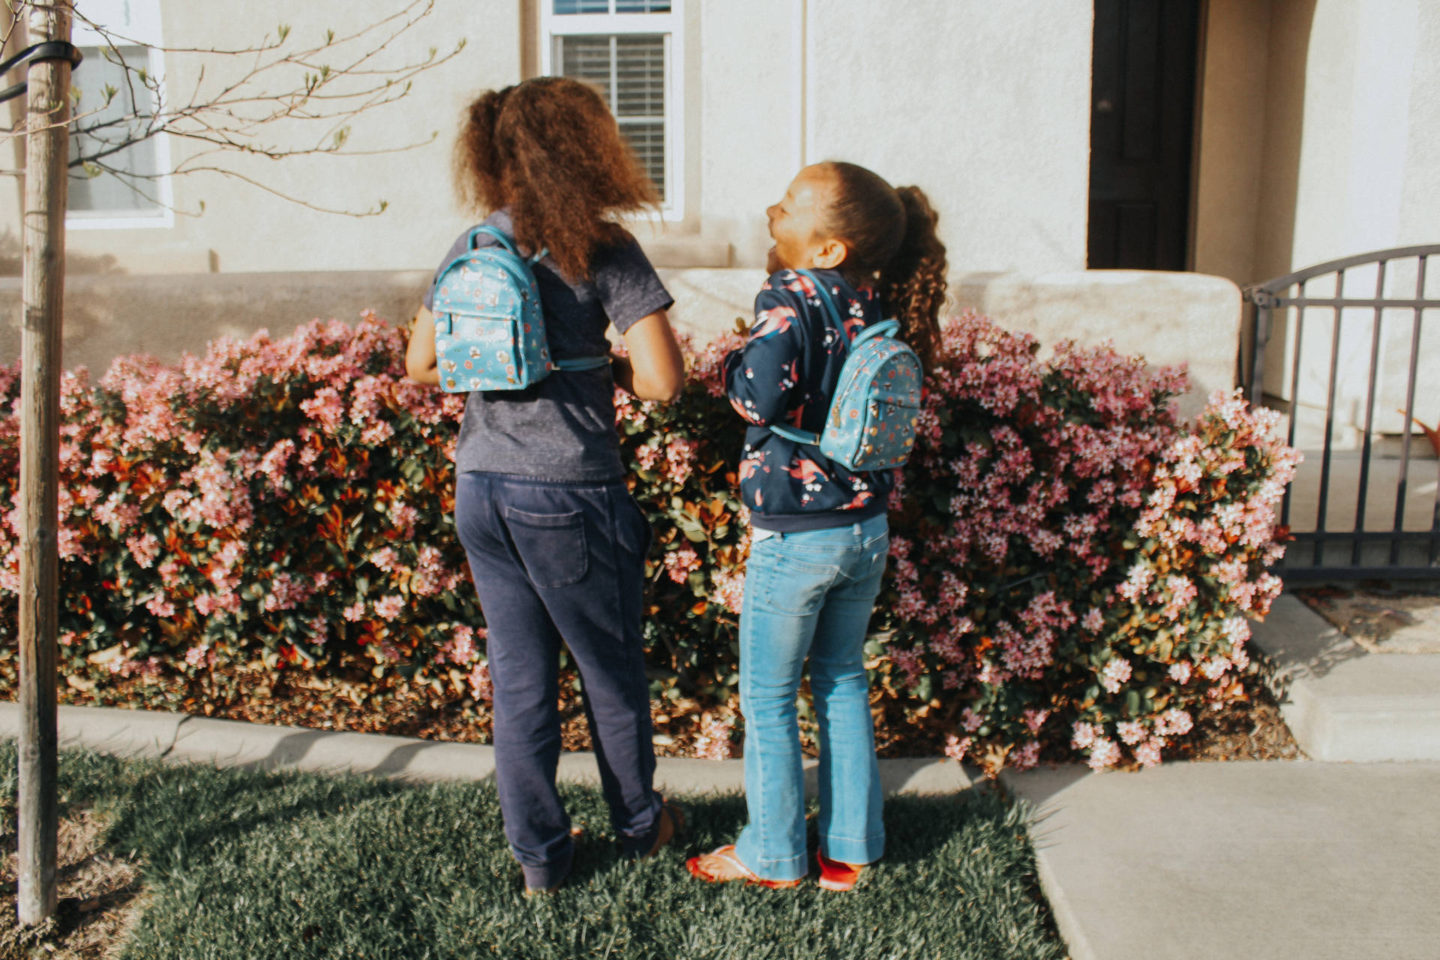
left=504, top=507, right=588, bottom=589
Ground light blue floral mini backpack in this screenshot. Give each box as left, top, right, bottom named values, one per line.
left=430, top=225, right=608, bottom=393
left=768, top=269, right=924, bottom=471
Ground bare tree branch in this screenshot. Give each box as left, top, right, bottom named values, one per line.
left=5, top=0, right=463, bottom=217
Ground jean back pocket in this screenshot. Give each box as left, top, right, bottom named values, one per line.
left=504, top=506, right=589, bottom=589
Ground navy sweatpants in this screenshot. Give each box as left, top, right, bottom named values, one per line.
left=454, top=471, right=662, bottom=889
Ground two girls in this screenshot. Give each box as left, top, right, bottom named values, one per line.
left=411, top=76, right=946, bottom=894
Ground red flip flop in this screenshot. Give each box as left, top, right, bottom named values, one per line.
left=817, top=853, right=866, bottom=891
left=686, top=845, right=803, bottom=889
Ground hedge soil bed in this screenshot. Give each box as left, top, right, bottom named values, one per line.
left=35, top=660, right=1300, bottom=767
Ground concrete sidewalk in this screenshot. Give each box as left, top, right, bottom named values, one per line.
left=1000, top=588, right=1440, bottom=960
left=1002, top=759, right=1440, bottom=960
left=1251, top=594, right=1440, bottom=762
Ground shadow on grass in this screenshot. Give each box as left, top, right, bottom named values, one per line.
left=2, top=742, right=1066, bottom=960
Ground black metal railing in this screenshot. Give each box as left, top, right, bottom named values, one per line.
left=1244, top=244, right=1440, bottom=579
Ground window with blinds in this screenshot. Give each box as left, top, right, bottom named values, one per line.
left=543, top=0, right=680, bottom=212
left=67, top=0, right=171, bottom=227
left=554, top=34, right=666, bottom=198
left=68, top=46, right=165, bottom=217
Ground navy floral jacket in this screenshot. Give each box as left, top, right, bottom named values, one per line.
left=722, top=268, right=896, bottom=532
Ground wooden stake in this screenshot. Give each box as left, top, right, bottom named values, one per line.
left=17, top=0, right=72, bottom=929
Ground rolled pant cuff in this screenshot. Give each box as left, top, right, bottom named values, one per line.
left=618, top=802, right=665, bottom=859
left=734, top=835, right=807, bottom=882
left=822, top=835, right=884, bottom=866
left=520, top=847, right=573, bottom=891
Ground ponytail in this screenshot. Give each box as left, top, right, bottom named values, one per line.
left=879, top=186, right=946, bottom=369
left=453, top=86, right=511, bottom=213
left=821, top=163, right=947, bottom=368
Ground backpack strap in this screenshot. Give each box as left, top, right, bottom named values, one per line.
left=553, top=355, right=611, bottom=372
left=795, top=268, right=845, bottom=335
left=854, top=318, right=900, bottom=344
left=769, top=423, right=822, bottom=445
left=470, top=224, right=548, bottom=265
left=765, top=270, right=869, bottom=447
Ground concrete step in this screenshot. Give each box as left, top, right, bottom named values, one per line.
left=1251, top=593, right=1440, bottom=761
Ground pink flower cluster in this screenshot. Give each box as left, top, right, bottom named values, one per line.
left=879, top=314, right=1297, bottom=773
left=691, top=712, right=737, bottom=760
left=0, top=313, right=482, bottom=692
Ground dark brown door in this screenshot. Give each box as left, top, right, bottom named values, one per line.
left=1087, top=0, right=1200, bottom=270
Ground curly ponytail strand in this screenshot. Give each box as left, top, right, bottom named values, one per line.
left=453, top=86, right=511, bottom=213
left=880, top=186, right=947, bottom=368
left=822, top=164, right=948, bottom=368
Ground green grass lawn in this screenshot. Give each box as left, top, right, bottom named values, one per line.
left=1, top=741, right=1065, bottom=959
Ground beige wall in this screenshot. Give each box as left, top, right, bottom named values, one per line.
left=1191, top=0, right=1272, bottom=284
left=2, top=0, right=517, bottom=276
left=699, top=0, right=1095, bottom=272
left=1192, top=0, right=1440, bottom=441
left=0, top=267, right=1240, bottom=422
left=2, top=0, right=1096, bottom=280
left=1196, top=0, right=1440, bottom=287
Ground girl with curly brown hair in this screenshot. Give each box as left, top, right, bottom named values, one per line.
left=406, top=76, right=685, bottom=894
left=688, top=162, right=947, bottom=889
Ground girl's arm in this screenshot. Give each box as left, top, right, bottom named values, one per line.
left=405, top=305, right=440, bottom=385
left=615, top=309, right=685, bottom=402
left=723, top=290, right=804, bottom=426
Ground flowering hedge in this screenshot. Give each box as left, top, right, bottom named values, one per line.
left=873, top=316, right=1295, bottom=771
left=0, top=311, right=1296, bottom=771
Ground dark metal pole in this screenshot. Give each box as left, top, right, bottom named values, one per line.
left=17, top=0, right=73, bottom=928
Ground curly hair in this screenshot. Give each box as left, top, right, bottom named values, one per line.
left=819, top=162, right=948, bottom=368
left=453, top=76, right=658, bottom=281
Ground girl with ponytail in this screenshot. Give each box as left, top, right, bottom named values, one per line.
left=688, top=162, right=947, bottom=890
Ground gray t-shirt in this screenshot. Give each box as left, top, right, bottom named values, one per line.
left=424, top=210, right=673, bottom=481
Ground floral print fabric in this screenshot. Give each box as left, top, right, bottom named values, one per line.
left=722, top=269, right=895, bottom=531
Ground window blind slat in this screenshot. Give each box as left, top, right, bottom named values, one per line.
left=553, top=0, right=610, bottom=15
left=614, top=35, right=664, bottom=118
left=553, top=31, right=668, bottom=201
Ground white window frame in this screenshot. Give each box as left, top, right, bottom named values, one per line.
left=540, top=0, right=684, bottom=222
left=68, top=0, right=173, bottom=230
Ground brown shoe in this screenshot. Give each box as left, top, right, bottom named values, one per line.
left=641, top=798, right=685, bottom=858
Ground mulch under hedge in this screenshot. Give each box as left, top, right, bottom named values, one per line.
left=26, top=658, right=1300, bottom=767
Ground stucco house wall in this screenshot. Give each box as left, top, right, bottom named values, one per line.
left=1193, top=0, right=1440, bottom=287
left=1, top=0, right=1095, bottom=278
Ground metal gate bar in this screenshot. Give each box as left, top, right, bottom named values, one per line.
left=1245, top=244, right=1440, bottom=579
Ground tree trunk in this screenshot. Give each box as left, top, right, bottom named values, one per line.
left=17, top=0, right=72, bottom=929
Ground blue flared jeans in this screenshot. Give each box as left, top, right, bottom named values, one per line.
left=733, top=514, right=889, bottom=882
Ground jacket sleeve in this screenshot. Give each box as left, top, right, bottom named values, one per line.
left=723, top=284, right=807, bottom=427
